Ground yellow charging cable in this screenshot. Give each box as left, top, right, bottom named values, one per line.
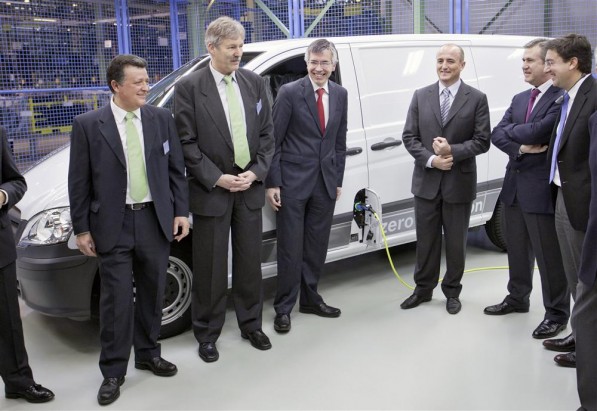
left=372, top=210, right=510, bottom=290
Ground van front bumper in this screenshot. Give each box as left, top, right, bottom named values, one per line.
left=16, top=242, right=98, bottom=319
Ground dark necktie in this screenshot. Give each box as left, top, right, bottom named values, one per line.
left=316, top=88, right=326, bottom=136
left=549, top=92, right=570, bottom=183
left=525, top=88, right=541, bottom=122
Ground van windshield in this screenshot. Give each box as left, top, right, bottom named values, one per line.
left=147, top=51, right=264, bottom=107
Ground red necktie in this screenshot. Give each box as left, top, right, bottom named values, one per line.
left=525, top=88, right=541, bottom=122
left=316, top=88, right=325, bottom=136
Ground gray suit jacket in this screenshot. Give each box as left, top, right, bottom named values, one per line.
left=173, top=67, right=274, bottom=216
left=0, top=127, right=26, bottom=268
left=265, top=76, right=347, bottom=200
left=68, top=104, right=189, bottom=253
left=402, top=81, right=491, bottom=203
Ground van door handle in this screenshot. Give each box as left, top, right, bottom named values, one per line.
left=346, top=147, right=363, bottom=156
left=371, top=139, right=403, bottom=151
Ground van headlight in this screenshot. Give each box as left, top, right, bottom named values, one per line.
left=19, top=207, right=73, bottom=246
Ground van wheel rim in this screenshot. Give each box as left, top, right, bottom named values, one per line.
left=162, top=256, right=192, bottom=325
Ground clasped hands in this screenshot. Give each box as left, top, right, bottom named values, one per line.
left=431, top=137, right=453, bottom=171
left=216, top=170, right=257, bottom=192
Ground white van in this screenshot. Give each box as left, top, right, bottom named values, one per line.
left=12, top=34, right=531, bottom=338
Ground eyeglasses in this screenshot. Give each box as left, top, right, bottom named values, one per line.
left=544, top=59, right=559, bottom=67
left=308, top=60, right=332, bottom=68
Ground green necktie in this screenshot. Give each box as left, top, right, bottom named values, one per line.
left=125, top=112, right=149, bottom=202
left=223, top=75, right=250, bottom=169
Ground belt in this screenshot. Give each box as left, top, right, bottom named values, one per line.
left=125, top=202, right=152, bottom=211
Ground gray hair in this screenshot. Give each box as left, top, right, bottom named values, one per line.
left=524, top=38, right=550, bottom=61
left=304, top=39, right=339, bottom=65
left=205, top=16, right=245, bottom=49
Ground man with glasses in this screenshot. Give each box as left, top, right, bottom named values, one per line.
left=542, top=34, right=597, bottom=369
left=484, top=38, right=569, bottom=340
left=265, top=39, right=348, bottom=333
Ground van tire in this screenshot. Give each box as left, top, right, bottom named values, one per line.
left=159, top=252, right=193, bottom=339
left=485, top=200, right=507, bottom=252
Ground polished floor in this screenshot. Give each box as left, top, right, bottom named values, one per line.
left=2, top=229, right=579, bottom=410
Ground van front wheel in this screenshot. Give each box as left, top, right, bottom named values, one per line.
left=159, top=255, right=193, bottom=339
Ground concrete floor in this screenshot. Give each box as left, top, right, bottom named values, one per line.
left=2, top=229, right=579, bottom=410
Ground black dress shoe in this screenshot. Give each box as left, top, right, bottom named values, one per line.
left=446, top=297, right=462, bottom=314
left=274, top=313, right=291, bottom=333
left=554, top=351, right=576, bottom=368
left=299, top=303, right=341, bottom=318
left=198, top=342, right=219, bottom=363
left=483, top=301, right=529, bottom=315
left=97, top=377, right=125, bottom=406
left=241, top=329, right=272, bottom=350
left=400, top=294, right=431, bottom=309
left=532, top=319, right=567, bottom=339
left=543, top=333, right=575, bottom=352
left=5, top=384, right=55, bottom=403
left=135, top=356, right=178, bottom=377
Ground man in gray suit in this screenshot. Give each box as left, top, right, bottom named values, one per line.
left=69, top=55, right=189, bottom=405
left=401, top=44, right=491, bottom=314
left=265, top=39, right=348, bottom=333
left=173, top=17, right=275, bottom=362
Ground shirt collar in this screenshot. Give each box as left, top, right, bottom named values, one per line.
left=309, top=77, right=329, bottom=94
left=110, top=97, right=141, bottom=123
left=566, top=74, right=591, bottom=101
left=439, top=79, right=461, bottom=96
left=210, top=62, right=237, bottom=85
left=536, top=79, right=553, bottom=94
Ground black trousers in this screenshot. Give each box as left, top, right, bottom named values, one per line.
left=191, top=192, right=264, bottom=343
left=274, top=173, right=335, bottom=315
left=97, top=205, right=169, bottom=378
left=0, top=261, right=35, bottom=392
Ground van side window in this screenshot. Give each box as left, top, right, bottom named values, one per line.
left=262, top=55, right=341, bottom=106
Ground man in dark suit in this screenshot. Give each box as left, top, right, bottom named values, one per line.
left=265, top=39, right=348, bottom=333
left=1, top=127, right=54, bottom=404
left=401, top=43, right=491, bottom=314
left=173, top=17, right=274, bottom=362
left=574, top=111, right=597, bottom=411
left=484, top=39, right=570, bottom=340
left=68, top=55, right=189, bottom=405
left=542, top=34, right=596, bottom=368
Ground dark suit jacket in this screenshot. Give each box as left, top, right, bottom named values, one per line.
left=402, top=81, right=491, bottom=203
left=0, top=126, right=26, bottom=268
left=68, top=104, right=189, bottom=253
left=547, top=76, right=597, bottom=231
left=265, top=76, right=348, bottom=200
left=173, top=67, right=274, bottom=216
left=579, top=112, right=597, bottom=286
left=492, top=85, right=563, bottom=214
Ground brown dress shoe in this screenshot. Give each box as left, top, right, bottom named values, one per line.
left=554, top=351, right=576, bottom=368
left=543, top=333, right=575, bottom=352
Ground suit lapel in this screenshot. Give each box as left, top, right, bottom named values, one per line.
left=140, top=106, right=156, bottom=161
left=445, top=82, right=469, bottom=125
left=199, top=67, right=234, bottom=151
left=428, top=83, right=442, bottom=126
left=560, top=78, right=592, bottom=148
left=98, top=105, right=126, bottom=168
left=529, top=86, right=560, bottom=122
left=302, top=76, right=322, bottom=135
left=236, top=70, right=257, bottom=148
